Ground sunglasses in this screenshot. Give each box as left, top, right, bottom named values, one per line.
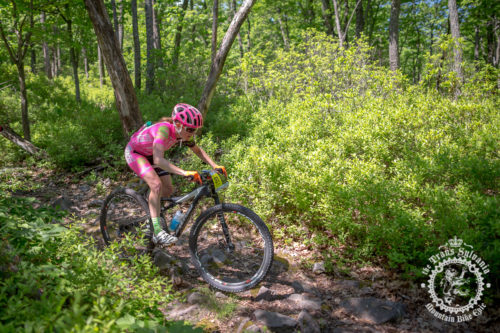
left=185, top=127, right=196, bottom=133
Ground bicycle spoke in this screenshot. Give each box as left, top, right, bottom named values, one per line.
left=101, top=190, right=151, bottom=256
left=193, top=207, right=271, bottom=291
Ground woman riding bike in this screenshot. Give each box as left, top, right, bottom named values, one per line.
left=124, top=103, right=226, bottom=246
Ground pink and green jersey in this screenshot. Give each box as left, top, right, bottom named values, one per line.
left=125, top=122, right=193, bottom=178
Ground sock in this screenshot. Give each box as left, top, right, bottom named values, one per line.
left=152, top=217, right=162, bottom=234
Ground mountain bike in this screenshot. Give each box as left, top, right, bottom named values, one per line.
left=100, top=170, right=274, bottom=293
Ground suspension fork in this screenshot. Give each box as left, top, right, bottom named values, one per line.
left=213, top=194, right=235, bottom=252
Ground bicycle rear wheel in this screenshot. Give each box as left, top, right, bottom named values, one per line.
left=100, top=187, right=153, bottom=254
left=189, top=203, right=274, bottom=293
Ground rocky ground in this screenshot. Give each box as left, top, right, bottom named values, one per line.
left=8, top=167, right=499, bottom=332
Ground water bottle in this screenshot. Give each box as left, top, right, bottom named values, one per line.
left=170, top=210, right=184, bottom=231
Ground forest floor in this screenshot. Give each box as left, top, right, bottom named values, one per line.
left=7, top=166, right=499, bottom=333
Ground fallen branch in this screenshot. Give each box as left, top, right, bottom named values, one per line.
left=0, top=124, right=47, bottom=158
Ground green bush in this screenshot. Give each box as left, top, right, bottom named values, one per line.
left=221, top=31, right=500, bottom=279
left=0, top=193, right=201, bottom=332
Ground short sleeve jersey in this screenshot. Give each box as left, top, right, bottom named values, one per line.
left=128, top=122, right=195, bottom=156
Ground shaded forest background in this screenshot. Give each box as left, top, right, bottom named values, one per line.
left=0, top=0, right=499, bottom=330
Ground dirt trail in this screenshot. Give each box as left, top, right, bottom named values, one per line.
left=9, top=167, right=498, bottom=332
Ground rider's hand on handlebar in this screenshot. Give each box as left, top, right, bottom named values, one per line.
left=214, top=165, right=227, bottom=177
left=184, top=171, right=202, bottom=184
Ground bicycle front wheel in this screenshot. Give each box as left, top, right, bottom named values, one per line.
left=100, top=187, right=153, bottom=254
left=189, top=203, right=274, bottom=293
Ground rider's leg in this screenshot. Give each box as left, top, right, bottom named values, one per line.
left=160, top=174, right=174, bottom=198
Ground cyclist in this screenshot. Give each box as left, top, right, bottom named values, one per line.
left=124, top=103, right=227, bottom=246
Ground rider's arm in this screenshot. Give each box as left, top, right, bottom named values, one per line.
left=152, top=144, right=187, bottom=176
left=189, top=145, right=217, bottom=169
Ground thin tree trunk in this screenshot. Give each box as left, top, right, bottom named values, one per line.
left=61, top=9, right=81, bottom=103
left=131, top=0, right=141, bottom=89
left=389, top=0, right=401, bottom=71
left=84, top=0, right=143, bottom=136
left=211, top=0, right=219, bottom=63
left=152, top=0, right=165, bottom=90
left=277, top=7, right=290, bottom=50
left=231, top=0, right=245, bottom=58
left=332, top=0, right=344, bottom=48
left=145, top=0, right=155, bottom=93
left=198, top=0, right=257, bottom=119
left=0, top=124, right=45, bottom=156
left=30, top=46, right=36, bottom=74
left=118, top=0, right=124, bottom=50
left=98, top=44, right=105, bottom=87
left=41, top=11, right=52, bottom=78
left=17, top=63, right=30, bottom=141
left=448, top=0, right=463, bottom=82
left=172, top=0, right=189, bottom=67
left=246, top=16, right=252, bottom=51
left=83, top=47, right=89, bottom=78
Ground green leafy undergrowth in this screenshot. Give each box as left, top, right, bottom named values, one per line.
left=221, top=32, right=500, bottom=283
left=0, top=193, right=200, bottom=332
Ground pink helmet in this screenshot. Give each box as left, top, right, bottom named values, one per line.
left=172, top=103, right=203, bottom=128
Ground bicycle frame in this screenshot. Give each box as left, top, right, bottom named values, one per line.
left=160, top=181, right=222, bottom=239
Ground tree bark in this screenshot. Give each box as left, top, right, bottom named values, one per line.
left=389, top=0, right=401, bottom=71
left=60, top=7, right=81, bottom=103
left=332, top=0, right=344, bottom=48
left=84, top=0, right=143, bottom=136
left=172, top=0, right=189, bottom=67
left=131, top=0, right=141, bottom=89
left=83, top=47, right=89, bottom=78
left=98, top=44, right=105, bottom=87
left=198, top=0, right=256, bottom=119
left=0, top=125, right=45, bottom=157
left=40, top=11, right=52, bottom=79
left=211, top=0, right=219, bottom=64
left=448, top=0, right=463, bottom=81
left=145, top=0, right=155, bottom=93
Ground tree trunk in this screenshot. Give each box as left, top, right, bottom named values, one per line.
left=0, top=125, right=45, bottom=157
left=98, top=44, right=105, bottom=87
left=332, top=0, right=345, bottom=48
left=277, top=7, right=290, bottom=50
left=321, top=0, right=335, bottom=37
left=152, top=0, right=165, bottom=91
left=17, top=63, right=31, bottom=141
left=131, top=0, right=141, bottom=89
left=198, top=0, right=257, bottom=119
left=40, top=11, right=52, bottom=79
left=118, top=0, right=124, bottom=50
left=211, top=0, right=219, bottom=64
left=448, top=0, right=463, bottom=82
left=145, top=0, right=155, bottom=93
left=231, top=0, right=245, bottom=58
left=389, top=0, right=401, bottom=71
left=64, top=14, right=81, bottom=103
left=247, top=16, right=252, bottom=51
left=172, top=0, right=189, bottom=67
left=0, top=0, right=33, bottom=140
left=84, top=0, right=143, bottom=136
left=83, top=47, right=89, bottom=78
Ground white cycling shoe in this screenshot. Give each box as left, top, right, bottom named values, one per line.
left=152, top=230, right=178, bottom=246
